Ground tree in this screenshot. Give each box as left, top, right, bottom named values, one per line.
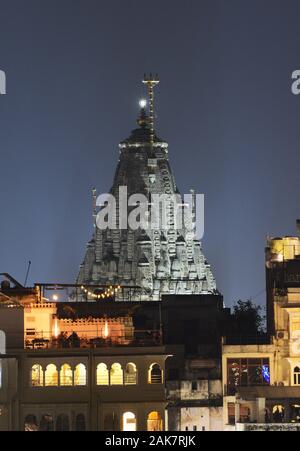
left=231, top=299, right=265, bottom=336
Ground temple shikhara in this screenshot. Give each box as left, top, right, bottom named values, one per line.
left=77, top=75, right=216, bottom=300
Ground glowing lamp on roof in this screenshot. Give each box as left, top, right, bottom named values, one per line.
left=103, top=320, right=109, bottom=339
left=53, top=318, right=60, bottom=339
left=139, top=99, right=147, bottom=109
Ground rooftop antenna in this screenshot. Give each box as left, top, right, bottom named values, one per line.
left=142, top=73, right=159, bottom=146
left=24, top=260, right=31, bottom=287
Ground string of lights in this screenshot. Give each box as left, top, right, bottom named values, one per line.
left=80, top=285, right=121, bottom=299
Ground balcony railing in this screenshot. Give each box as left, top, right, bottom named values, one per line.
left=25, top=330, right=163, bottom=350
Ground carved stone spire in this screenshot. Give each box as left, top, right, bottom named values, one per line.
left=77, top=76, right=217, bottom=300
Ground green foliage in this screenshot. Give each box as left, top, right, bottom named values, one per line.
left=231, top=299, right=266, bottom=335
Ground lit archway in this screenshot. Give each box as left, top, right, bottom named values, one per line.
left=122, top=412, right=136, bottom=431
left=110, top=363, right=123, bottom=385
left=147, top=411, right=162, bottom=431
left=45, top=364, right=58, bottom=386
left=74, top=363, right=87, bottom=386
left=60, top=364, right=73, bottom=386
left=125, top=363, right=137, bottom=385
left=31, top=364, right=43, bottom=387
left=97, top=363, right=109, bottom=385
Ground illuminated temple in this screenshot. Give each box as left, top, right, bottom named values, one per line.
left=77, top=76, right=216, bottom=301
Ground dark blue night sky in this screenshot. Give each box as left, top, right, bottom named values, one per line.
left=0, top=0, right=299, bottom=308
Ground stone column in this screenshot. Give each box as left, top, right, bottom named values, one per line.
left=235, top=402, right=240, bottom=425
left=256, top=398, right=266, bottom=423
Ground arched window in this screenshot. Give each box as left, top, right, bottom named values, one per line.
left=122, top=411, right=136, bottom=431
left=24, top=414, right=38, bottom=431
left=147, top=411, right=163, bottom=431
left=272, top=405, right=285, bottom=423
left=74, top=363, right=87, bottom=386
left=110, top=363, right=123, bottom=385
left=75, top=413, right=86, bottom=431
left=125, top=363, right=137, bottom=385
left=40, top=414, right=54, bottom=431
left=31, top=364, right=43, bottom=387
left=56, top=414, right=70, bottom=431
left=60, top=364, right=73, bottom=386
left=148, top=363, right=163, bottom=384
left=97, top=363, right=109, bottom=385
left=45, top=364, right=58, bottom=386
left=294, top=367, right=300, bottom=385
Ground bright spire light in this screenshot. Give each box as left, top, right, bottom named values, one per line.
left=139, top=99, right=147, bottom=108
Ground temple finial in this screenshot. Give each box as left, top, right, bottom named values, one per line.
left=137, top=99, right=148, bottom=127
left=143, top=73, right=159, bottom=145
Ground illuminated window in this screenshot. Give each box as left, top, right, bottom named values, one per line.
left=97, top=363, right=109, bottom=385
left=60, top=364, right=73, bottom=386
left=122, top=412, right=136, bottom=431
left=45, top=364, right=58, bottom=386
left=110, top=363, right=123, bottom=385
left=227, top=358, right=270, bottom=393
left=24, top=414, right=38, bottom=431
left=74, top=364, right=87, bottom=386
left=56, top=414, right=70, bottom=431
left=294, top=367, right=300, bottom=385
left=148, top=363, right=163, bottom=384
left=31, top=364, right=43, bottom=387
left=125, top=363, right=137, bottom=385
left=147, top=411, right=162, bottom=431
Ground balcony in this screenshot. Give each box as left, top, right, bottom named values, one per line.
left=25, top=329, right=163, bottom=350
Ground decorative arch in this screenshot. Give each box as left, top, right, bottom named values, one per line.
left=122, top=411, right=136, bottom=431
left=74, top=363, right=87, bottom=386
left=31, top=364, right=44, bottom=387
left=97, top=363, right=109, bottom=385
left=56, top=414, right=70, bottom=431
left=75, top=413, right=86, bottom=431
left=125, top=362, right=137, bottom=385
left=110, top=363, right=123, bottom=385
left=24, top=414, right=38, bottom=431
left=40, top=414, right=54, bottom=431
left=294, top=366, right=300, bottom=385
left=148, top=363, right=163, bottom=384
left=45, top=364, right=58, bottom=386
left=272, top=404, right=285, bottom=423
left=60, top=364, right=73, bottom=386
left=147, top=411, right=163, bottom=431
